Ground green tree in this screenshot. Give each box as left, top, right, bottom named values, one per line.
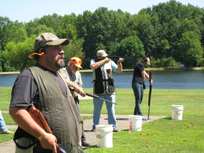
left=0, top=19, right=27, bottom=50
left=78, top=7, right=129, bottom=67
left=116, top=35, right=145, bottom=68
left=158, top=39, right=171, bottom=58
left=12, top=26, right=28, bottom=43
left=37, top=14, right=61, bottom=35
left=59, top=13, right=78, bottom=39
left=0, top=18, right=29, bottom=71
left=59, top=24, right=78, bottom=41
left=126, top=12, right=151, bottom=37
left=2, top=35, right=36, bottom=71
left=127, top=12, right=154, bottom=57
left=25, top=19, right=39, bottom=37
left=166, top=18, right=181, bottom=58
left=178, top=31, right=203, bottom=66
left=0, top=49, right=3, bottom=72
left=32, top=24, right=55, bottom=36
left=179, top=18, right=201, bottom=36
left=150, top=13, right=166, bottom=58
left=62, top=39, right=85, bottom=66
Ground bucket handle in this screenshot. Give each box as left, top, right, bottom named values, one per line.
left=96, top=132, right=111, bottom=139
left=172, top=109, right=182, bottom=115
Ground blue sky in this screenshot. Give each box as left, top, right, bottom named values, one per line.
left=0, top=0, right=203, bottom=23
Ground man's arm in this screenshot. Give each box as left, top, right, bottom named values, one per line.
left=64, top=79, right=86, bottom=97
left=145, top=72, right=153, bottom=84
left=116, top=58, right=124, bottom=73
left=9, top=107, right=57, bottom=152
left=141, top=71, right=153, bottom=84
left=91, top=58, right=111, bottom=70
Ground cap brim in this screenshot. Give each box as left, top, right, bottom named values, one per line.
left=46, top=38, right=69, bottom=46
left=102, top=53, right=108, bottom=57
left=75, top=65, right=83, bottom=69
left=33, top=39, right=69, bottom=52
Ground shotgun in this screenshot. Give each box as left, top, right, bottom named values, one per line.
left=148, top=72, right=152, bottom=120
left=85, top=92, right=117, bottom=105
left=28, top=104, right=67, bottom=153
left=109, top=56, right=134, bottom=60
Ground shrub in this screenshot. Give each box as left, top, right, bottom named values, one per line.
left=150, top=57, right=180, bottom=68
left=197, top=58, right=204, bottom=66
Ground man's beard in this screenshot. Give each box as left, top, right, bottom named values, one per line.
left=56, top=54, right=65, bottom=68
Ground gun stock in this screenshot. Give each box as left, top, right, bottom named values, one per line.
left=28, top=104, right=67, bottom=153
left=28, top=105, right=52, bottom=133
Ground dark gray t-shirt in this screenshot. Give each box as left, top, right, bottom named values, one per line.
left=10, top=64, right=67, bottom=108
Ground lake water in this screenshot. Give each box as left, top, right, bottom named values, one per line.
left=0, top=70, right=204, bottom=89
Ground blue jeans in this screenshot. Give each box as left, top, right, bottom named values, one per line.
left=0, top=110, right=7, bottom=132
left=92, top=93, right=116, bottom=129
left=132, top=83, right=143, bottom=116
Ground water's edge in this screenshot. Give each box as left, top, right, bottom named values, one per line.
left=0, top=67, right=203, bottom=75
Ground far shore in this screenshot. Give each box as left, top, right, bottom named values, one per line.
left=0, top=67, right=203, bottom=75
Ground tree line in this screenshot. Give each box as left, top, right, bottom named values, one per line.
left=0, top=0, right=204, bottom=71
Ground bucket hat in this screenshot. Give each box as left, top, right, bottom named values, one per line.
left=96, top=50, right=108, bottom=57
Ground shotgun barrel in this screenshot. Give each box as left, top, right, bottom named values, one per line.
left=109, top=56, right=134, bottom=60
left=85, top=92, right=117, bottom=105
left=148, top=72, right=152, bottom=120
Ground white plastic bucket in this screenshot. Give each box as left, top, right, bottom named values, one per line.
left=172, top=105, right=184, bottom=120
left=129, top=115, right=142, bottom=131
left=95, top=125, right=113, bottom=148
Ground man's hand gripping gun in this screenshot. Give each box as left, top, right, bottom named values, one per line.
left=28, top=104, right=67, bottom=153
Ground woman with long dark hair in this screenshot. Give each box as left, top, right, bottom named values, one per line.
left=132, top=56, right=153, bottom=120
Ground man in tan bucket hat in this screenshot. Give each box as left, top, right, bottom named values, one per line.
left=10, top=32, right=84, bottom=153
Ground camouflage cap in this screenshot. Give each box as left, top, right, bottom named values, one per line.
left=33, top=32, right=69, bottom=52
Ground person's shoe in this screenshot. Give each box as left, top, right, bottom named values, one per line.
left=0, top=130, right=14, bottom=134
left=82, top=141, right=91, bottom=147
left=91, top=128, right=95, bottom=132
left=113, top=128, right=119, bottom=132
left=142, top=117, right=147, bottom=120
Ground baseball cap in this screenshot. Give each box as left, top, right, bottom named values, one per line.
left=145, top=57, right=150, bottom=65
left=70, top=57, right=83, bottom=69
left=29, top=32, right=69, bottom=58
left=96, top=50, right=108, bottom=57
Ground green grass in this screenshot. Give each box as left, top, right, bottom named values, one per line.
left=2, top=113, right=16, bottom=125
left=1, top=87, right=204, bottom=152
left=0, top=131, right=15, bottom=144
left=81, top=88, right=204, bottom=153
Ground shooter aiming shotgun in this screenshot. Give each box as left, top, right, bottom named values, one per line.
left=85, top=92, right=117, bottom=105
left=148, top=72, right=152, bottom=120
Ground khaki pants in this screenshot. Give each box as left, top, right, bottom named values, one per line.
left=15, top=138, right=34, bottom=153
